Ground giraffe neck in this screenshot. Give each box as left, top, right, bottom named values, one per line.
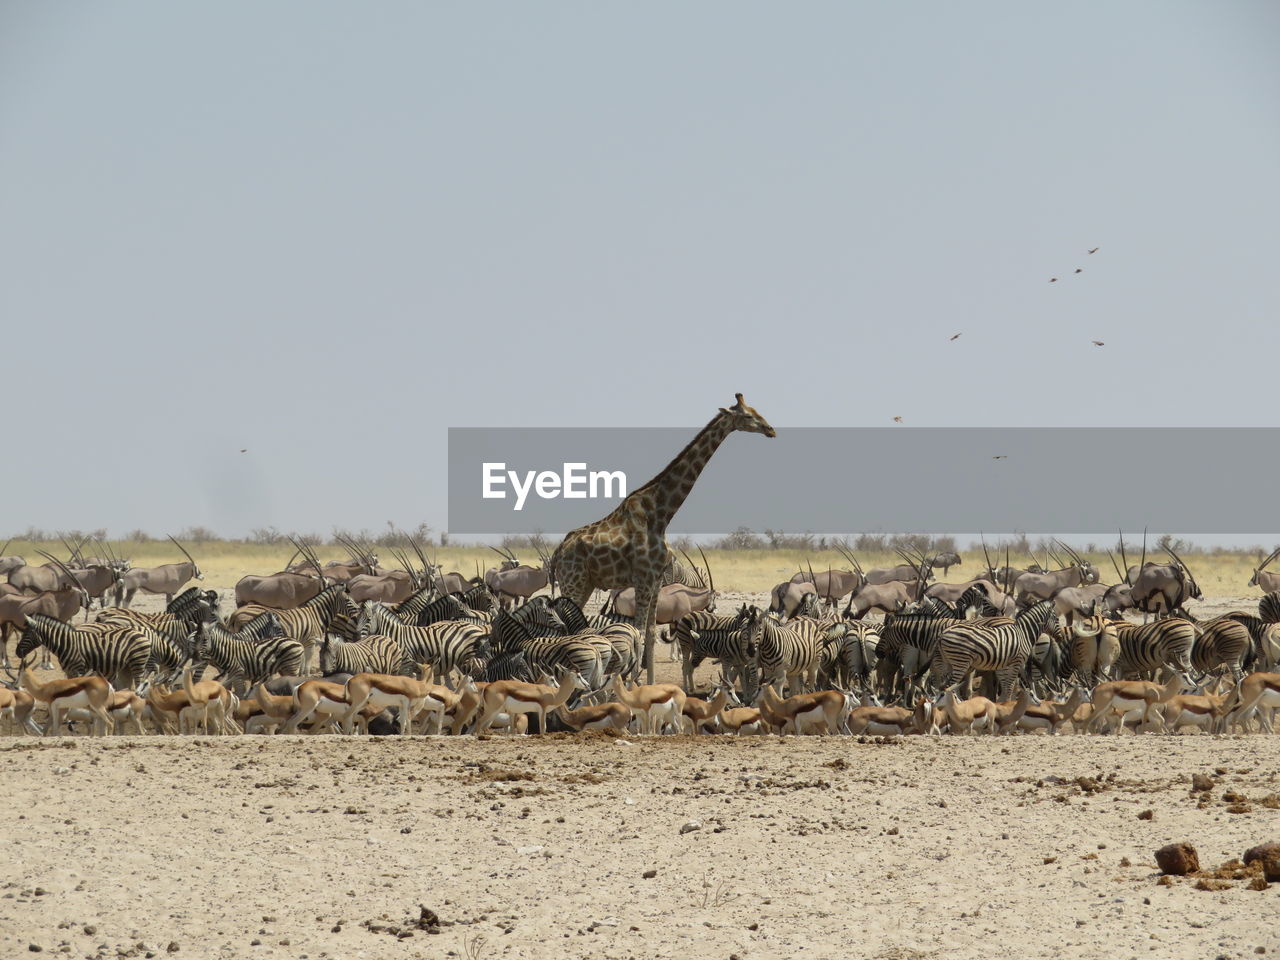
left=632, top=413, right=735, bottom=532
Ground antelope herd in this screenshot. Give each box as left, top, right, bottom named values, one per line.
left=2, top=528, right=1280, bottom=742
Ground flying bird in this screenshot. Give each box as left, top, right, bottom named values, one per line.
left=1075, top=268, right=1083, bottom=274
left=949, top=333, right=962, bottom=341
left=1049, top=277, right=1058, bottom=283
left=1092, top=340, right=1104, bottom=347
left=893, top=416, right=903, bottom=423
left=992, top=455, right=1007, bottom=460
left=240, top=448, right=247, bottom=453
left=1087, top=247, right=1099, bottom=254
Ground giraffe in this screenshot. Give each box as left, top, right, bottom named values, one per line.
left=550, top=393, right=776, bottom=683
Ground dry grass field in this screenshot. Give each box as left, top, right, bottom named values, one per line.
left=5, top=539, right=1270, bottom=597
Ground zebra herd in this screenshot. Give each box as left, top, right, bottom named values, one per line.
left=3, top=557, right=1280, bottom=737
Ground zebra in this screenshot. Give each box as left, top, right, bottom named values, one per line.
left=1217, top=612, right=1280, bottom=672
left=319, top=634, right=412, bottom=677
left=359, top=602, right=491, bottom=683
left=746, top=607, right=823, bottom=695
left=874, top=608, right=967, bottom=700
left=16, top=614, right=150, bottom=690
left=394, top=590, right=474, bottom=628
left=193, top=612, right=303, bottom=692
left=166, top=587, right=220, bottom=625
left=1186, top=615, right=1250, bottom=682
left=937, top=601, right=1056, bottom=700
left=96, top=608, right=198, bottom=685
left=486, top=610, right=604, bottom=690
left=230, top=585, right=354, bottom=674
left=671, top=605, right=754, bottom=692
left=1259, top=592, right=1280, bottom=624
left=819, top=620, right=880, bottom=693
left=1110, top=617, right=1196, bottom=683
left=549, top=597, right=641, bottom=682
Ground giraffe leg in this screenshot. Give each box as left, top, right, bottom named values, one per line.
left=635, top=582, right=660, bottom=685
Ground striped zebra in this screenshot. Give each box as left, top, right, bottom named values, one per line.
left=1187, top=615, right=1250, bottom=682
left=550, top=597, right=641, bottom=682
left=819, top=620, right=880, bottom=692
left=671, top=606, right=754, bottom=692
left=487, top=610, right=604, bottom=689
left=193, top=612, right=304, bottom=691
left=319, top=635, right=412, bottom=677
left=937, top=601, right=1056, bottom=700
left=359, top=602, right=491, bottom=681
left=232, top=585, right=353, bottom=674
left=16, top=614, right=150, bottom=690
left=166, top=587, right=220, bottom=624
left=394, top=590, right=474, bottom=628
left=1111, top=617, right=1196, bottom=682
left=1217, top=612, right=1280, bottom=672
left=874, top=608, right=966, bottom=699
left=97, top=608, right=197, bottom=685
left=1259, top=592, right=1280, bottom=624
left=746, top=608, right=823, bottom=694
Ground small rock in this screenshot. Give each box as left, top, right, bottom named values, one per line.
left=516, top=845, right=545, bottom=855
left=1243, top=842, right=1280, bottom=867
left=641, top=869, right=657, bottom=879
left=614, top=739, right=634, bottom=747
left=52, top=767, right=69, bottom=776
left=1191, top=773, right=1214, bottom=792
left=83, top=927, right=97, bottom=937
left=1137, top=809, right=1154, bottom=821
left=28, top=946, right=42, bottom=954
left=400, top=827, right=412, bottom=835
left=1155, top=842, right=1200, bottom=876
left=679, top=820, right=702, bottom=835
left=166, top=944, right=179, bottom=954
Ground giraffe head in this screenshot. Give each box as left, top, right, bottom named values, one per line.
left=721, top=393, right=776, bottom=438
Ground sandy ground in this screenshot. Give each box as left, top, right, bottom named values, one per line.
left=1, top=734, right=1278, bottom=960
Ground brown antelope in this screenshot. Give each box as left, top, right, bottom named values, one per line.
left=845, top=698, right=933, bottom=736
left=445, top=682, right=528, bottom=735
left=992, top=688, right=1034, bottom=735
left=474, top=673, right=587, bottom=735
left=1223, top=672, right=1280, bottom=733
left=340, top=667, right=461, bottom=735
left=239, top=683, right=293, bottom=735
left=681, top=686, right=729, bottom=734
left=20, top=666, right=113, bottom=736
left=1011, top=687, right=1087, bottom=735
left=611, top=676, right=687, bottom=734
left=62, top=690, right=146, bottom=735
left=756, top=684, right=850, bottom=735
left=282, top=680, right=359, bottom=734
left=0, top=684, right=39, bottom=735
left=180, top=665, right=235, bottom=735
left=936, top=689, right=999, bottom=735
left=1157, top=691, right=1232, bottom=734
left=718, top=706, right=765, bottom=735
left=1084, top=674, right=1183, bottom=734
left=145, top=684, right=218, bottom=736
left=554, top=700, right=632, bottom=732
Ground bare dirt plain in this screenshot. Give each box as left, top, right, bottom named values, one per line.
left=2, top=734, right=1278, bottom=960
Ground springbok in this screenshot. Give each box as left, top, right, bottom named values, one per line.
left=554, top=700, right=632, bottom=732
left=1084, top=675, right=1183, bottom=734
left=611, top=676, right=687, bottom=734
left=474, top=672, right=587, bottom=735
left=19, top=665, right=113, bottom=736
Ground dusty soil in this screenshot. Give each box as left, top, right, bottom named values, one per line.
left=2, top=734, right=1278, bottom=960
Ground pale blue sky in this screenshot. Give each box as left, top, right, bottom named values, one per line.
left=2, top=2, right=1277, bottom=538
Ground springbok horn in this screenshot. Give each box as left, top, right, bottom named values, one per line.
left=167, top=535, right=198, bottom=568
left=0, top=539, right=9, bottom=558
